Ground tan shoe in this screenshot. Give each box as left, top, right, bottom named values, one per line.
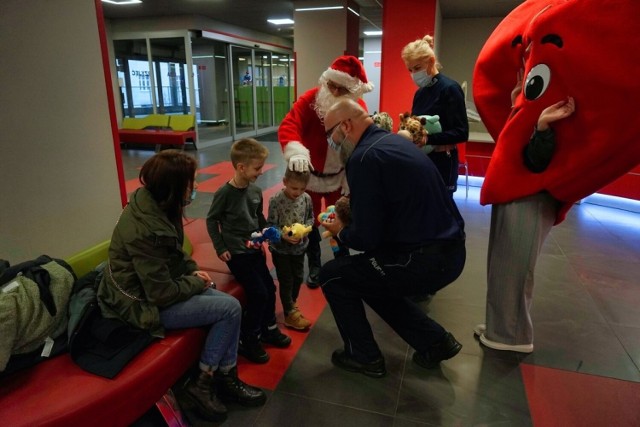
left=284, top=308, right=311, bottom=330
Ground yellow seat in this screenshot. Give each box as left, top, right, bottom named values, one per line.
left=121, top=114, right=169, bottom=130
left=169, top=114, right=195, bottom=131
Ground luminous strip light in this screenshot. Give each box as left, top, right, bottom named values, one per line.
left=267, top=19, right=294, bottom=25
left=102, top=0, right=142, bottom=4
left=461, top=176, right=640, bottom=214
left=347, top=7, right=360, bottom=16
left=364, top=30, right=383, bottom=36
left=295, top=6, right=343, bottom=12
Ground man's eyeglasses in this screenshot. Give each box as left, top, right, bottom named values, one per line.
left=325, top=121, right=343, bottom=138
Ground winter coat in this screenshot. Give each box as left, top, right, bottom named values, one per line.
left=97, top=188, right=204, bottom=337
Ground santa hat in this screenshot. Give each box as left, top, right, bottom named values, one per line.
left=321, top=55, right=374, bottom=95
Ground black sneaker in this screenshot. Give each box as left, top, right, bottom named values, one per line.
left=238, top=336, right=269, bottom=364
left=412, top=332, right=462, bottom=369
left=260, top=326, right=292, bottom=348
left=331, top=349, right=386, bottom=378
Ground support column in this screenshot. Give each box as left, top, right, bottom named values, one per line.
left=380, top=0, right=440, bottom=129
left=293, top=0, right=360, bottom=96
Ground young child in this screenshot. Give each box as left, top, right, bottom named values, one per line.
left=206, top=138, right=291, bottom=364
left=267, top=169, right=314, bottom=331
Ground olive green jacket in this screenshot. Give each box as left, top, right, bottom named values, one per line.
left=97, top=188, right=204, bottom=337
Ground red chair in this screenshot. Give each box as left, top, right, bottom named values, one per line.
left=458, top=143, right=469, bottom=198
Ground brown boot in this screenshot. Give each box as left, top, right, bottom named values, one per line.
left=184, top=371, right=228, bottom=421
left=214, top=367, right=266, bottom=407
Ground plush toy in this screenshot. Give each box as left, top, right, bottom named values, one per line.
left=317, top=198, right=351, bottom=253
left=398, top=113, right=427, bottom=145
left=246, top=226, right=281, bottom=249
left=398, top=112, right=441, bottom=154
left=317, top=206, right=336, bottom=238
left=282, top=223, right=312, bottom=240
left=372, top=111, right=393, bottom=131
left=416, top=114, right=442, bottom=135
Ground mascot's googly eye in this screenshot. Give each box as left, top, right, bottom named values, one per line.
left=524, top=64, right=551, bottom=100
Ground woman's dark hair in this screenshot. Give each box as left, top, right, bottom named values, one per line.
left=139, top=150, right=197, bottom=225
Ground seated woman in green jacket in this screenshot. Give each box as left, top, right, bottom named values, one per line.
left=97, top=150, right=264, bottom=422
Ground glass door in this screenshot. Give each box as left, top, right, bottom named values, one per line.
left=231, top=46, right=255, bottom=136
left=254, top=50, right=273, bottom=130
left=192, top=38, right=232, bottom=143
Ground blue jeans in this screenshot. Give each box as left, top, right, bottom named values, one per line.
left=320, top=240, right=465, bottom=362
left=160, top=288, right=241, bottom=371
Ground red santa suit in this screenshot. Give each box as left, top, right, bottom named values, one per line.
left=279, top=56, right=372, bottom=224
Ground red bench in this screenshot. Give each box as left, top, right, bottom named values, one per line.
left=118, top=114, right=198, bottom=151
left=0, top=234, right=244, bottom=426
left=118, top=129, right=197, bottom=150
left=0, top=328, right=205, bottom=427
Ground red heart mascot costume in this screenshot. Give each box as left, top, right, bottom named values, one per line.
left=472, top=0, right=640, bottom=352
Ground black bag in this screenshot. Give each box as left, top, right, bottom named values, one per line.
left=68, top=266, right=154, bottom=379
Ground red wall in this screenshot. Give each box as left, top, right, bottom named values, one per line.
left=379, top=0, right=437, bottom=130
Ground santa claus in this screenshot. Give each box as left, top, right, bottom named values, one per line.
left=278, top=55, right=373, bottom=286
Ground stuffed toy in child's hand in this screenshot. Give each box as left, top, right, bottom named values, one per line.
left=246, top=226, right=282, bottom=249
left=282, top=223, right=312, bottom=240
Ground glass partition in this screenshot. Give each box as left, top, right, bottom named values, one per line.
left=192, top=38, right=232, bottom=141
left=149, top=37, right=191, bottom=115
left=254, top=50, right=273, bottom=130
left=231, top=46, right=255, bottom=135
left=114, top=39, right=153, bottom=117
left=272, top=54, right=293, bottom=125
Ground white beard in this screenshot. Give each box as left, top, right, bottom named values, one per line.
left=314, top=85, right=359, bottom=120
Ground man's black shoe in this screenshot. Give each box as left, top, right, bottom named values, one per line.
left=260, top=327, right=292, bottom=348
left=306, top=271, right=320, bottom=289
left=331, top=349, right=386, bottom=378
left=413, top=332, right=462, bottom=369
left=238, top=337, right=269, bottom=364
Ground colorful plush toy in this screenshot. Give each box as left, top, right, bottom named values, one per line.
left=473, top=0, right=640, bottom=223
left=282, top=223, right=312, bottom=240
left=372, top=111, right=393, bottom=131
left=317, top=198, right=351, bottom=253
left=246, top=226, right=281, bottom=249
left=398, top=112, right=442, bottom=154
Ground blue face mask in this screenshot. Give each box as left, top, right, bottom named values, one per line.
left=327, top=132, right=348, bottom=153
left=411, top=70, right=432, bottom=88
left=327, top=135, right=342, bottom=152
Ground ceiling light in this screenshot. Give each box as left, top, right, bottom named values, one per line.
left=102, top=0, right=142, bottom=4
left=347, top=7, right=360, bottom=17
left=295, top=6, right=343, bottom=12
left=364, top=30, right=383, bottom=36
left=268, top=19, right=294, bottom=25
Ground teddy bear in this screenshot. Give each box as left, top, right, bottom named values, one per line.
left=398, top=112, right=441, bottom=154
left=372, top=111, right=393, bottom=131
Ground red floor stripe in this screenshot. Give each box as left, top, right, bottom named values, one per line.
left=521, top=363, right=640, bottom=426
left=183, top=174, right=322, bottom=390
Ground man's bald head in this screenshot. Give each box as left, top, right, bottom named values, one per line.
left=324, top=99, right=369, bottom=131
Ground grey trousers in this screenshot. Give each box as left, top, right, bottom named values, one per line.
left=485, top=192, right=558, bottom=345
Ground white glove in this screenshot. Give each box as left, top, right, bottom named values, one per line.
left=288, top=154, right=311, bottom=172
